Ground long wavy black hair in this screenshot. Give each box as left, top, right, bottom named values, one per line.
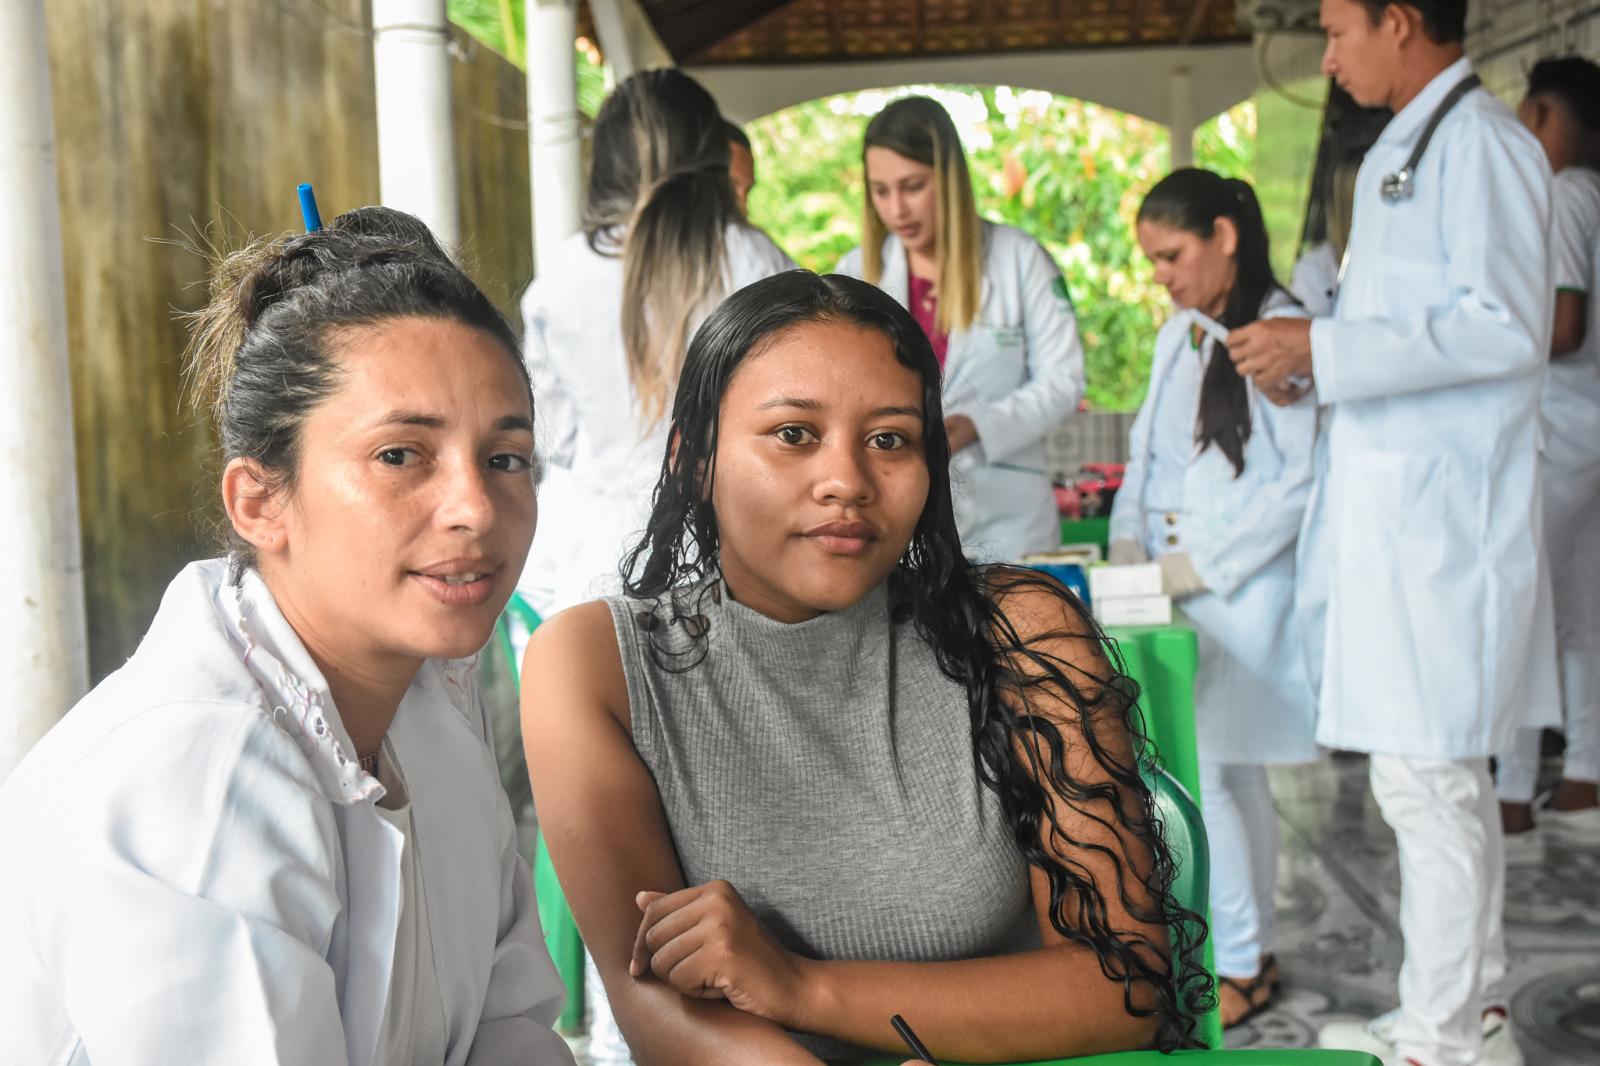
left=1138, top=168, right=1288, bottom=477
left=623, top=270, right=1212, bottom=1049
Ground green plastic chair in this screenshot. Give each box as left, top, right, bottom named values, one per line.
left=494, top=595, right=590, bottom=1033
left=1104, top=619, right=1202, bottom=804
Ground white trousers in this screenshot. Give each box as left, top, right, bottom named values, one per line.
left=1370, top=755, right=1507, bottom=1066
left=1198, top=762, right=1279, bottom=978
left=1497, top=450, right=1600, bottom=802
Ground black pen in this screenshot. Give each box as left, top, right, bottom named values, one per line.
left=891, top=1013, right=940, bottom=1064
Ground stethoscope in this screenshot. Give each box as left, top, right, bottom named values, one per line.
left=1380, top=73, right=1482, bottom=203
left=1337, top=73, right=1483, bottom=290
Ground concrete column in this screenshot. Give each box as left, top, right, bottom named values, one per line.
left=1169, top=66, right=1196, bottom=169
left=372, top=0, right=461, bottom=247
left=0, top=0, right=90, bottom=780
left=527, top=0, right=583, bottom=276
left=589, top=0, right=672, bottom=81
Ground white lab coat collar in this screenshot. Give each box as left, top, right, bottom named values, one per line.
left=208, top=561, right=417, bottom=1066
left=220, top=563, right=387, bottom=807
left=1378, top=55, right=1475, bottom=147
left=872, top=225, right=997, bottom=370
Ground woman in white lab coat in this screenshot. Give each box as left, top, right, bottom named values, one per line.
left=835, top=95, right=1084, bottom=563
left=1109, top=169, right=1319, bottom=1027
left=519, top=68, right=793, bottom=619
left=0, top=208, right=574, bottom=1066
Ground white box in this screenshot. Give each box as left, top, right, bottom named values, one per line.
left=1089, top=562, right=1163, bottom=601
left=1095, top=594, right=1173, bottom=627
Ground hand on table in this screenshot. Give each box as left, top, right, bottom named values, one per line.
left=1227, top=318, right=1313, bottom=404
left=631, top=881, right=814, bottom=1028
left=944, top=414, right=978, bottom=454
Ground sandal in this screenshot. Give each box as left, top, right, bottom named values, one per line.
left=1260, top=953, right=1282, bottom=994
left=1218, top=966, right=1276, bottom=1029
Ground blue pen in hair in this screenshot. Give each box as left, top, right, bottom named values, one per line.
left=297, top=183, right=323, bottom=233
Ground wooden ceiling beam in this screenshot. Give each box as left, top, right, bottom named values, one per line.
left=1179, top=0, right=1215, bottom=45
left=825, top=0, right=844, bottom=54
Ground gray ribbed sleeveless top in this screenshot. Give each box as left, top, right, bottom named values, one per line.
left=607, top=579, right=1040, bottom=1061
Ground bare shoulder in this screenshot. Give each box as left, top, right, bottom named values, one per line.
left=521, top=599, right=630, bottom=730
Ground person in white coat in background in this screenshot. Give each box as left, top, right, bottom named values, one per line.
left=1228, top=2, right=1555, bottom=1063
left=518, top=68, right=793, bottom=1066
left=1110, top=168, right=1319, bottom=1029
left=1291, top=152, right=1361, bottom=318
left=835, top=95, right=1084, bottom=562
left=1497, top=56, right=1600, bottom=849
left=518, top=68, right=794, bottom=621
left=0, top=208, right=575, bottom=1066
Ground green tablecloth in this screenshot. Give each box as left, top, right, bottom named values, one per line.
left=861, top=1051, right=1380, bottom=1065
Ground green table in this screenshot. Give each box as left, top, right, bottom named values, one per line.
left=1059, top=515, right=1111, bottom=554
left=862, top=1051, right=1379, bottom=1065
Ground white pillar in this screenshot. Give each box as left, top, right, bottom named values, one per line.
left=0, top=0, right=90, bottom=780
left=590, top=0, right=672, bottom=81
left=372, top=0, right=461, bottom=247
left=527, top=0, right=583, bottom=277
left=1169, top=66, right=1196, bottom=169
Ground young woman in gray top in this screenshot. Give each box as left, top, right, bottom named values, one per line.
left=522, top=272, right=1209, bottom=1064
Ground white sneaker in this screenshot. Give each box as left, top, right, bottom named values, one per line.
left=1500, top=827, right=1544, bottom=866
left=1479, top=1007, right=1524, bottom=1066
left=1537, top=801, right=1600, bottom=843
left=1317, top=1008, right=1400, bottom=1058
left=1316, top=1008, right=1522, bottom=1066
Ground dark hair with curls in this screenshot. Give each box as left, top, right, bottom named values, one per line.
left=1138, top=169, right=1290, bottom=477
left=622, top=270, right=1212, bottom=1049
left=182, top=206, right=529, bottom=580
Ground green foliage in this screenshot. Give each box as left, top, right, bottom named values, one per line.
left=447, top=1, right=610, bottom=116
left=747, top=88, right=1257, bottom=411
left=442, top=3, right=1280, bottom=412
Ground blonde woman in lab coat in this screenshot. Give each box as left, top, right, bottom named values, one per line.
left=0, top=208, right=574, bottom=1066
left=518, top=69, right=793, bottom=620
left=1109, top=168, right=1318, bottom=1028
left=835, top=95, right=1085, bottom=562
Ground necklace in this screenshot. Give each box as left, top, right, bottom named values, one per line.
left=358, top=749, right=380, bottom=776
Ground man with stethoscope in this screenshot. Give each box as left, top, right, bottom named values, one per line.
left=1228, top=2, right=1556, bottom=1065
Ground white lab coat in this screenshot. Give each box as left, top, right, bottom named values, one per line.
left=1291, top=241, right=1340, bottom=319
left=520, top=224, right=795, bottom=616
left=836, top=222, right=1086, bottom=562
left=1299, top=58, right=1560, bottom=759
left=0, top=560, right=574, bottom=1066
left=1111, top=292, right=1320, bottom=765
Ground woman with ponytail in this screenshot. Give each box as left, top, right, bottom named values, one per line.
left=518, top=68, right=793, bottom=620
left=522, top=271, right=1210, bottom=1064
left=0, top=207, right=575, bottom=1065
left=1109, top=168, right=1319, bottom=1027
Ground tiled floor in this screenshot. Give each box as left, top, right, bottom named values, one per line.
left=563, top=755, right=1600, bottom=1063
left=1229, top=755, right=1600, bottom=1063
